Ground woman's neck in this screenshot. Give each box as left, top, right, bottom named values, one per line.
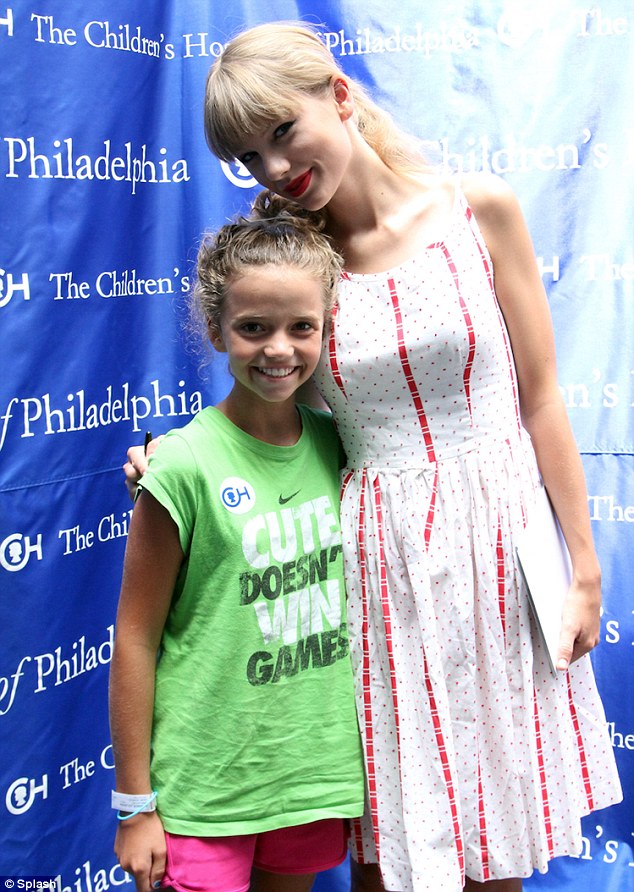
left=326, top=155, right=452, bottom=274
left=325, top=137, right=402, bottom=237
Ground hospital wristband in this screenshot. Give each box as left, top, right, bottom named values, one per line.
left=112, top=790, right=157, bottom=819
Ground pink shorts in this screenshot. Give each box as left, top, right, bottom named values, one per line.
left=162, top=819, right=347, bottom=892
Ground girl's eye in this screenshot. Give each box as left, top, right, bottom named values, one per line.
left=238, top=151, right=256, bottom=166
left=240, top=322, right=263, bottom=334
left=273, top=121, right=294, bottom=140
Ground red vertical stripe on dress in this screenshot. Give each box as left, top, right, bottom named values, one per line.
left=350, top=817, right=365, bottom=860
left=420, top=467, right=467, bottom=870
left=477, top=761, right=490, bottom=880
left=440, top=245, right=475, bottom=420
left=466, top=205, right=494, bottom=292
left=533, top=690, right=555, bottom=858
left=340, top=469, right=354, bottom=500
left=358, top=473, right=382, bottom=858
left=422, top=645, right=465, bottom=881
left=566, top=673, right=595, bottom=810
left=327, top=302, right=347, bottom=398
left=372, top=476, right=401, bottom=748
left=420, top=465, right=464, bottom=876
left=496, top=521, right=506, bottom=641
left=387, top=277, right=436, bottom=462
left=424, top=466, right=439, bottom=550
left=344, top=465, right=365, bottom=859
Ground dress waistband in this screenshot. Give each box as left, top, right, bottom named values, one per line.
left=342, top=429, right=533, bottom=472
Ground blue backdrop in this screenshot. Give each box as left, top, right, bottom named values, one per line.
left=1, top=2, right=632, bottom=889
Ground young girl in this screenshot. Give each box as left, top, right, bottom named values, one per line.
left=110, top=210, right=366, bottom=892
left=125, top=20, right=622, bottom=892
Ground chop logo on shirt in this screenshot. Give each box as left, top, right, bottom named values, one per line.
left=219, top=477, right=256, bottom=515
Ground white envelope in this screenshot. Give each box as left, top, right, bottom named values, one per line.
left=516, top=485, right=572, bottom=674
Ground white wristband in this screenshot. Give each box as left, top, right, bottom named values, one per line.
left=111, top=790, right=157, bottom=813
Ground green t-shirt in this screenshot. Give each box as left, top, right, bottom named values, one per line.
left=140, top=405, right=365, bottom=836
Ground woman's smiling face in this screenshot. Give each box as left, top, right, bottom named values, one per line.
left=234, top=81, right=355, bottom=211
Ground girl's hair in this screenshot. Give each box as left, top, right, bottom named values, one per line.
left=192, top=191, right=343, bottom=339
left=204, top=21, right=428, bottom=177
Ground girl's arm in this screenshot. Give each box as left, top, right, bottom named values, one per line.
left=464, top=173, right=601, bottom=672
left=109, top=490, right=183, bottom=892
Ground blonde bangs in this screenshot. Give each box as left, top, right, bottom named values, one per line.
left=204, top=22, right=338, bottom=161
left=205, top=66, right=299, bottom=161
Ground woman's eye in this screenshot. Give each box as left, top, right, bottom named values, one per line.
left=274, top=121, right=294, bottom=139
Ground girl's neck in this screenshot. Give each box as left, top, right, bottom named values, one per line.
left=215, top=390, right=303, bottom=446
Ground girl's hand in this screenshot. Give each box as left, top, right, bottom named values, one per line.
left=122, top=438, right=162, bottom=501
left=556, top=574, right=602, bottom=671
left=114, top=811, right=167, bottom=892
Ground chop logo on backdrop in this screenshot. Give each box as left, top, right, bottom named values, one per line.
left=5, top=774, right=48, bottom=814
left=0, top=267, right=31, bottom=306
left=220, top=160, right=257, bottom=189
left=0, top=532, right=43, bottom=571
left=497, top=10, right=547, bottom=47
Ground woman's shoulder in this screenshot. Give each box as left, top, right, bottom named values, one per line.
left=459, top=172, right=528, bottom=257
left=460, top=172, right=522, bottom=225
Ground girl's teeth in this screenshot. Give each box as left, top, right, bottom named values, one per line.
left=260, top=368, right=294, bottom=377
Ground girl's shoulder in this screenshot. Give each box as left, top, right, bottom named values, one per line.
left=149, top=408, right=225, bottom=470
left=297, top=403, right=337, bottom=437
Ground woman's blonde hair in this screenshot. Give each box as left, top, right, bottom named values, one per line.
left=192, top=191, right=343, bottom=340
left=204, top=21, right=428, bottom=177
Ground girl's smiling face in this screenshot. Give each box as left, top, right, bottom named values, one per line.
left=211, top=263, right=327, bottom=408
left=234, top=81, right=355, bottom=211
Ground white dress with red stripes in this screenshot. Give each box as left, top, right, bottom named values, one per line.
left=312, top=187, right=622, bottom=891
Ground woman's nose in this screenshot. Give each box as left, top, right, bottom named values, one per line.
left=262, top=152, right=290, bottom=182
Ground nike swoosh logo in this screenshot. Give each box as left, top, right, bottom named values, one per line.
left=279, top=490, right=301, bottom=505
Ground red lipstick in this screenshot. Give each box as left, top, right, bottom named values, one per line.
left=285, top=170, right=312, bottom=199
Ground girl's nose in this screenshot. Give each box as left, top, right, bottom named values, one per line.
left=263, top=333, right=293, bottom=358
